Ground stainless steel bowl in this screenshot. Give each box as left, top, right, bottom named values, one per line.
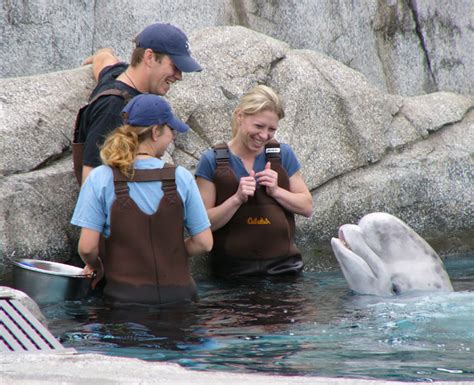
left=11, top=258, right=91, bottom=304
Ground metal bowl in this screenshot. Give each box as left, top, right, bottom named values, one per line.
left=11, top=258, right=91, bottom=304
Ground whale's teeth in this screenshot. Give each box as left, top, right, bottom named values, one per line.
left=338, top=230, right=351, bottom=250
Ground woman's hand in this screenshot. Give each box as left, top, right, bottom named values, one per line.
left=255, top=162, right=279, bottom=196
left=235, top=170, right=257, bottom=203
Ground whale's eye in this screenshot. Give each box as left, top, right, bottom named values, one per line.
left=391, top=283, right=401, bottom=295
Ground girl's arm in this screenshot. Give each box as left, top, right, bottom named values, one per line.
left=78, top=227, right=104, bottom=288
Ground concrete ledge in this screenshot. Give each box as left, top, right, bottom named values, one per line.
left=1, top=352, right=473, bottom=385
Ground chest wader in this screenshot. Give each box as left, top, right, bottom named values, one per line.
left=103, top=166, right=197, bottom=305
left=211, top=141, right=303, bottom=277
left=72, top=89, right=132, bottom=185
left=72, top=90, right=133, bottom=278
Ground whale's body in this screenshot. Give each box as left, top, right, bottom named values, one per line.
left=331, top=212, right=453, bottom=296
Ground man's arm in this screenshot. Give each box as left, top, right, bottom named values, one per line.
left=82, top=48, right=120, bottom=81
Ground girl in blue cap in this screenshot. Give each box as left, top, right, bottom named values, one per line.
left=71, top=94, right=212, bottom=305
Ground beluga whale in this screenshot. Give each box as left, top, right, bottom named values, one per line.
left=331, top=212, right=454, bottom=296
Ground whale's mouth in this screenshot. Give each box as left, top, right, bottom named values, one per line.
left=338, top=228, right=351, bottom=250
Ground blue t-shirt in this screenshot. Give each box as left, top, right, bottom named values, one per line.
left=71, top=158, right=210, bottom=238
left=195, top=143, right=301, bottom=182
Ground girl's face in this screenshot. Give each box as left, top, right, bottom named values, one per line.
left=154, top=125, right=175, bottom=157
left=235, top=110, right=279, bottom=153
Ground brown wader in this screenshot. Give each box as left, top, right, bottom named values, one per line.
left=103, top=166, right=197, bottom=305
left=72, top=89, right=133, bottom=273
left=210, top=141, right=303, bottom=276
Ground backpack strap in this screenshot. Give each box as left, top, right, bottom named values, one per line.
left=73, top=88, right=133, bottom=143
left=88, top=88, right=133, bottom=105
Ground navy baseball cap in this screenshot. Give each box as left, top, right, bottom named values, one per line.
left=122, top=94, right=190, bottom=133
left=136, top=23, right=202, bottom=73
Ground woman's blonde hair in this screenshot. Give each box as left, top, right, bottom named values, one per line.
left=100, top=124, right=162, bottom=178
left=231, top=85, right=285, bottom=137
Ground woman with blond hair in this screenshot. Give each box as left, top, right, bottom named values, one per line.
left=71, top=94, right=212, bottom=305
left=195, top=85, right=312, bottom=277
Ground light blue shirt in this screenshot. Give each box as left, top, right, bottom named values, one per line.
left=71, top=158, right=210, bottom=238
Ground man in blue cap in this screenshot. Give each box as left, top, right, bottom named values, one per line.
left=73, top=23, right=202, bottom=184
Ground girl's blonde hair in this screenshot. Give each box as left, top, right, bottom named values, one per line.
left=231, top=85, right=285, bottom=137
left=100, top=124, right=162, bottom=178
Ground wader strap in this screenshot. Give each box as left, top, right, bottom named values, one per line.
left=111, top=165, right=178, bottom=204
left=111, top=168, right=131, bottom=208
left=265, top=139, right=281, bottom=167
left=213, top=141, right=281, bottom=165
left=214, top=142, right=230, bottom=163
left=213, top=142, right=233, bottom=179
left=160, top=165, right=179, bottom=205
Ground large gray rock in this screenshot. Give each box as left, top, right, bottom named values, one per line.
left=0, top=1, right=95, bottom=77
left=1, top=1, right=472, bottom=96
left=0, top=67, right=95, bottom=176
left=244, top=0, right=474, bottom=96
left=0, top=158, right=80, bottom=272
left=0, top=0, right=236, bottom=78
left=0, top=26, right=472, bottom=273
left=298, top=109, right=474, bottom=268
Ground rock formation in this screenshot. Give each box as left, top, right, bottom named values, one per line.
left=0, top=26, right=472, bottom=273
left=1, top=0, right=472, bottom=96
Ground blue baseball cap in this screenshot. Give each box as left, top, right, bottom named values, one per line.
left=122, top=94, right=190, bottom=133
left=136, top=23, right=202, bottom=73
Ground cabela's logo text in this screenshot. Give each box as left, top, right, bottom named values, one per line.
left=247, top=217, right=271, bottom=225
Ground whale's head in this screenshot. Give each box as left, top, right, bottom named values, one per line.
left=331, top=212, right=453, bottom=296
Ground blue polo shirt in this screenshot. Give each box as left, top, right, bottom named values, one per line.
left=71, top=158, right=210, bottom=238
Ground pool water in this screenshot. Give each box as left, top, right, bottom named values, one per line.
left=37, top=257, right=474, bottom=381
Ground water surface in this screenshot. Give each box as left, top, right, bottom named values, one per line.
left=35, top=257, right=474, bottom=381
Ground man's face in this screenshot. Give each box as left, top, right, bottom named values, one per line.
left=147, top=54, right=182, bottom=95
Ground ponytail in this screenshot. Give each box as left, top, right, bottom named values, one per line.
left=100, top=124, right=157, bottom=178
